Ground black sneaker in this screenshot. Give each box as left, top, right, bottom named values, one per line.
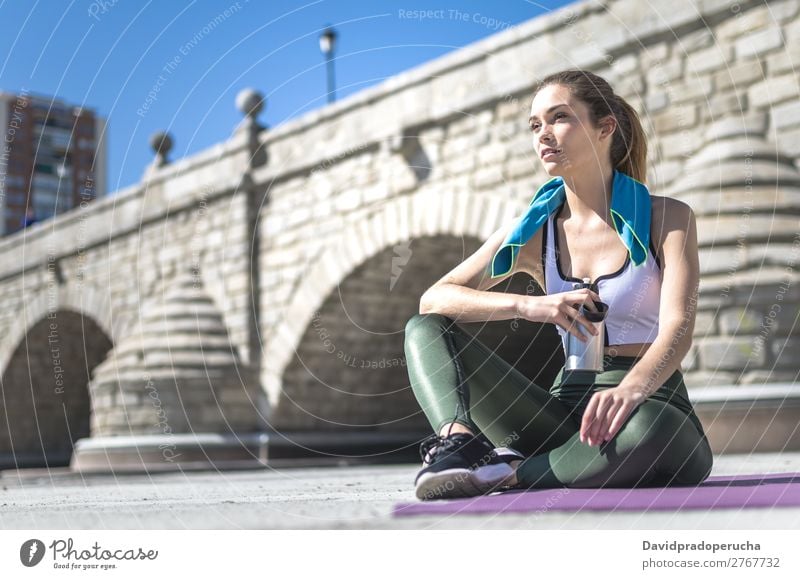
left=414, top=432, right=518, bottom=501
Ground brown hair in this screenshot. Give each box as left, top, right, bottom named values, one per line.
left=531, top=69, right=648, bottom=184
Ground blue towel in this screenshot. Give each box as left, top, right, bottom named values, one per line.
left=490, top=168, right=651, bottom=278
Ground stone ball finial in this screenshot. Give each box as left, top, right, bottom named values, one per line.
left=236, top=88, right=265, bottom=119
left=149, top=131, right=173, bottom=157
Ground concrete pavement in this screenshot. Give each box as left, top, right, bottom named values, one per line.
left=2, top=452, right=800, bottom=529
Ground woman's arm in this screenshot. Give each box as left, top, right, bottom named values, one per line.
left=421, top=218, right=603, bottom=333
left=616, top=197, right=699, bottom=396
left=580, top=197, right=700, bottom=446
left=419, top=219, right=534, bottom=323
left=420, top=284, right=523, bottom=323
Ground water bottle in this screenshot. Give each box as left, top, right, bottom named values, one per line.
left=564, top=278, right=609, bottom=373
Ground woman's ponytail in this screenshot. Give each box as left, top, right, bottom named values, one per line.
left=610, top=95, right=648, bottom=184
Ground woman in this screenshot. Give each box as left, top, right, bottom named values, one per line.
left=404, top=69, right=713, bottom=501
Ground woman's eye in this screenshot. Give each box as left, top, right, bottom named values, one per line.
left=529, top=113, right=566, bottom=131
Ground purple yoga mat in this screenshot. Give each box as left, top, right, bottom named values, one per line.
left=393, top=472, right=800, bottom=517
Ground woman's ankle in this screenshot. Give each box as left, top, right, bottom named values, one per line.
left=438, top=422, right=474, bottom=437
left=507, top=460, right=522, bottom=487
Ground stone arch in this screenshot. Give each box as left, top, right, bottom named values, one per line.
left=0, top=308, right=113, bottom=468
left=262, top=190, right=565, bottom=427
left=0, top=281, right=115, bottom=374
left=269, top=234, right=568, bottom=432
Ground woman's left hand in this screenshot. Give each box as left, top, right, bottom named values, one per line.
left=579, top=384, right=647, bottom=446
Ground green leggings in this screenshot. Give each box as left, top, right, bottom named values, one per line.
left=404, top=313, right=714, bottom=489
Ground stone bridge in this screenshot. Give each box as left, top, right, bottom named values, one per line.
left=1, top=0, right=799, bottom=471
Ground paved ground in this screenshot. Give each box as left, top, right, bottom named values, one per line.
left=1, top=452, right=800, bottom=529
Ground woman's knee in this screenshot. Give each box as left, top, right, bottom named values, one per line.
left=404, top=314, right=451, bottom=360
left=669, top=431, right=714, bottom=485
left=404, top=312, right=453, bottom=339
left=622, top=402, right=715, bottom=484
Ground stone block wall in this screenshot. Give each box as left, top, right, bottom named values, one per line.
left=0, top=0, right=798, bottom=452
left=0, top=129, right=264, bottom=455
left=255, top=0, right=800, bottom=428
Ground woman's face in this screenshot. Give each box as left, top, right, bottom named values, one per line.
left=528, top=84, right=614, bottom=178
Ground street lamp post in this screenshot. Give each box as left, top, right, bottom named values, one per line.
left=319, top=25, right=337, bottom=103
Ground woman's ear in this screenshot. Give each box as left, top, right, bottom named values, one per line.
left=598, top=115, right=617, bottom=142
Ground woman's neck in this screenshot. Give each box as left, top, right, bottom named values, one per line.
left=560, top=165, right=615, bottom=225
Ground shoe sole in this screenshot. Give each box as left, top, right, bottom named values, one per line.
left=415, top=464, right=513, bottom=501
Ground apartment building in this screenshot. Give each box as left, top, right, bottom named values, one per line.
left=0, top=91, right=107, bottom=236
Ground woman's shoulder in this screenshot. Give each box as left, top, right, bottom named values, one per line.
left=650, top=194, right=694, bottom=228
left=649, top=194, right=695, bottom=260
left=515, top=219, right=546, bottom=279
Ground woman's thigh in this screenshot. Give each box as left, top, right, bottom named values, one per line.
left=404, top=313, right=578, bottom=455
left=516, top=396, right=713, bottom=488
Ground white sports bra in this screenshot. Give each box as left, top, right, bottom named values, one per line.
left=542, top=201, right=662, bottom=350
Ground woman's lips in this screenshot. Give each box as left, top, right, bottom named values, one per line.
left=542, top=149, right=561, bottom=159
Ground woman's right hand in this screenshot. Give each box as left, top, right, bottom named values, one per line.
left=516, top=288, right=602, bottom=342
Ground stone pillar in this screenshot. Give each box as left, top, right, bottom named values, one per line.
left=71, top=269, right=268, bottom=472
left=666, top=113, right=800, bottom=387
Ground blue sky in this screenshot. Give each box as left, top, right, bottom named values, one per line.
left=0, top=0, right=574, bottom=192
